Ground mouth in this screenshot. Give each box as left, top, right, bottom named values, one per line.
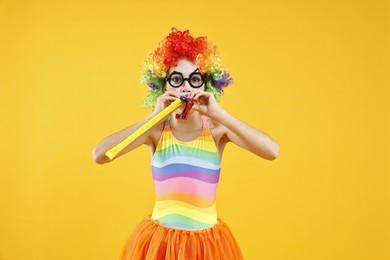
left=180, top=93, right=191, bottom=99
left=176, top=98, right=194, bottom=120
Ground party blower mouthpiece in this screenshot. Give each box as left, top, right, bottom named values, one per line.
left=176, top=96, right=194, bottom=120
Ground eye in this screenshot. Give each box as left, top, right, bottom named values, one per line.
left=190, top=74, right=204, bottom=86
left=170, top=75, right=183, bottom=83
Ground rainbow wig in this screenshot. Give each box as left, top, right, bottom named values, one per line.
left=141, top=28, right=233, bottom=110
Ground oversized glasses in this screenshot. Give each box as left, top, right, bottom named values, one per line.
left=166, top=70, right=205, bottom=88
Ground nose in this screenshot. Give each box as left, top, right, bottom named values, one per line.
left=180, top=79, right=192, bottom=92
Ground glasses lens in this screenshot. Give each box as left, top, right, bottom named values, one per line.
left=189, top=73, right=204, bottom=88
left=169, top=74, right=184, bottom=87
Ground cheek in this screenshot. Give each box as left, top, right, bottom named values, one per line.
left=164, top=84, right=206, bottom=92
left=165, top=84, right=179, bottom=93
left=195, top=85, right=206, bottom=92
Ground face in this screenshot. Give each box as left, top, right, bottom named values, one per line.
left=165, top=58, right=205, bottom=98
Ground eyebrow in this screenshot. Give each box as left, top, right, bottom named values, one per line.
left=171, top=68, right=200, bottom=76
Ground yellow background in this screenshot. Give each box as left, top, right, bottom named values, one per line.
left=0, top=0, right=389, bottom=259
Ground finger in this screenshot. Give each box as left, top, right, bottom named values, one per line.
left=193, top=91, right=210, bottom=101
left=189, top=90, right=202, bottom=99
left=165, top=91, right=180, bottom=98
left=162, top=96, right=177, bottom=104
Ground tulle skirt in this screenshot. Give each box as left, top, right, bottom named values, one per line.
left=119, top=215, right=244, bottom=260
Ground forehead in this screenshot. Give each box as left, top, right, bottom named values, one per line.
left=169, top=58, right=198, bottom=74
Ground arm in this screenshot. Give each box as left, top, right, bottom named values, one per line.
left=212, top=109, right=279, bottom=160
left=192, top=91, right=280, bottom=160
left=92, top=91, right=180, bottom=164
left=92, top=112, right=162, bottom=164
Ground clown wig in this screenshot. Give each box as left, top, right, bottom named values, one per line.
left=141, top=28, right=233, bottom=110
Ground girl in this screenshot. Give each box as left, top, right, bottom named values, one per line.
left=93, top=28, right=279, bottom=260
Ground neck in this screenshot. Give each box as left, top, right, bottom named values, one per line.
left=170, top=110, right=202, bottom=129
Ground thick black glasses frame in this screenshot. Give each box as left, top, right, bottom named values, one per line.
left=166, top=71, right=205, bottom=88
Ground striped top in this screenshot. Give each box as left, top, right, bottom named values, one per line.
left=151, top=116, right=221, bottom=230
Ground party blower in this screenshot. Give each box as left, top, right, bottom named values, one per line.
left=105, top=96, right=193, bottom=160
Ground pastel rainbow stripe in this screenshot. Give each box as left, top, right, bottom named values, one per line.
left=151, top=119, right=221, bottom=230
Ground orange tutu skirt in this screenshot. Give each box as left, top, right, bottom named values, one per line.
left=119, top=216, right=244, bottom=260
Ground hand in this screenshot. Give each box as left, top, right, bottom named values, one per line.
left=191, top=91, right=221, bottom=118
left=154, top=91, right=180, bottom=114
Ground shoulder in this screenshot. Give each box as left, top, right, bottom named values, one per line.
left=206, top=117, right=229, bottom=145
left=145, top=121, right=166, bottom=153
